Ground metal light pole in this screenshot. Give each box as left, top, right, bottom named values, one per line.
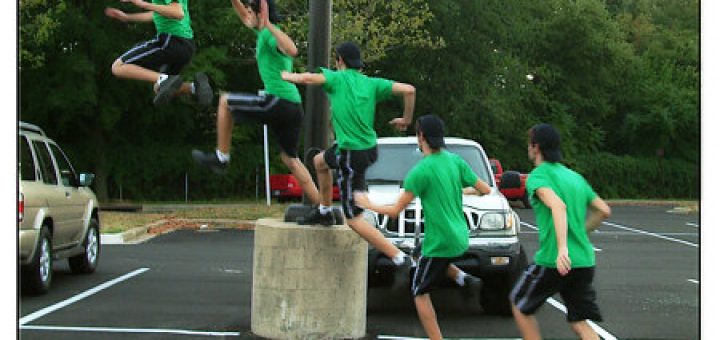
left=285, top=0, right=332, bottom=221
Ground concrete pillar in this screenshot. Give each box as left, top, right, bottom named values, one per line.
left=251, top=218, right=367, bottom=339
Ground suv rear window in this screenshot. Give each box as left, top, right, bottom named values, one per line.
left=19, top=136, right=36, bottom=181
left=32, top=141, right=58, bottom=185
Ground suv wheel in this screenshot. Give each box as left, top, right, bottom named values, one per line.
left=480, top=246, right=528, bottom=316
left=69, top=217, right=100, bottom=274
left=22, top=226, right=52, bottom=295
left=522, top=193, right=531, bottom=209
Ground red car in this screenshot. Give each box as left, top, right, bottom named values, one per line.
left=270, top=174, right=340, bottom=202
left=489, top=159, right=530, bottom=208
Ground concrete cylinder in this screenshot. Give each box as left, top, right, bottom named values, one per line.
left=251, top=218, right=368, bottom=340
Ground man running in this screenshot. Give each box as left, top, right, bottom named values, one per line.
left=281, top=40, right=416, bottom=290
left=510, top=123, right=611, bottom=340
left=106, top=0, right=212, bottom=108
left=191, top=0, right=321, bottom=205
left=355, top=115, right=490, bottom=340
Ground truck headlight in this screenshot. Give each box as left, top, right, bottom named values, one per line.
left=478, top=212, right=514, bottom=231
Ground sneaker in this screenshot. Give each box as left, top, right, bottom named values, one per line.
left=459, top=274, right=482, bottom=298
left=193, top=72, right=213, bottom=110
left=296, top=207, right=336, bottom=226
left=153, top=75, right=183, bottom=106
left=192, top=149, right=229, bottom=175
left=391, top=256, right=413, bottom=292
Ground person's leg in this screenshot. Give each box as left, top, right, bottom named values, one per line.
left=570, top=321, right=599, bottom=340
left=314, top=152, right=334, bottom=207
left=347, top=216, right=405, bottom=259
left=281, top=152, right=321, bottom=205
left=512, top=304, right=542, bottom=340
left=446, top=264, right=481, bottom=296
left=414, top=294, right=442, bottom=340
left=111, top=58, right=161, bottom=83
left=217, top=93, right=233, bottom=154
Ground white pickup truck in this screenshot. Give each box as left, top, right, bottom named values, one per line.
left=362, top=137, right=528, bottom=315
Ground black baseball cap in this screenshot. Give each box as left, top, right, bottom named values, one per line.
left=416, top=115, right=446, bottom=149
left=529, top=123, right=562, bottom=162
left=335, top=41, right=364, bottom=69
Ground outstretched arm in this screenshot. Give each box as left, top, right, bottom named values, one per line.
left=536, top=187, right=571, bottom=276
left=105, top=8, right=154, bottom=22
left=230, top=0, right=256, bottom=28
left=388, top=82, right=415, bottom=132
left=463, top=179, right=492, bottom=195
left=586, top=197, right=611, bottom=233
left=121, top=0, right=184, bottom=20
left=354, top=191, right=415, bottom=219
left=281, top=71, right=326, bottom=85
left=258, top=0, right=298, bottom=56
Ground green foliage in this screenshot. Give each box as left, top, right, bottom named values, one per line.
left=18, top=0, right=699, bottom=201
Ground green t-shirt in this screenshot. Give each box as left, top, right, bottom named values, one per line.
left=320, top=68, right=394, bottom=150
left=255, top=27, right=301, bottom=103
left=153, top=0, right=193, bottom=39
left=526, top=162, right=598, bottom=268
left=404, top=150, right=479, bottom=258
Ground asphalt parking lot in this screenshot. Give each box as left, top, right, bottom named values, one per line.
left=19, top=204, right=699, bottom=339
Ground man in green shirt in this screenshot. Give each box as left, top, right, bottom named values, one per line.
left=191, top=0, right=322, bottom=206
left=355, top=115, right=491, bottom=340
left=510, top=123, right=611, bottom=340
left=281, top=41, right=416, bottom=290
left=106, top=0, right=212, bottom=108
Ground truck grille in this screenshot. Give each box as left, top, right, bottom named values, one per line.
left=377, top=207, right=482, bottom=236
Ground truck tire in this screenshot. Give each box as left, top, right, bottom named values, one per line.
left=499, top=171, right=522, bottom=189
left=480, top=245, right=528, bottom=316
left=522, top=193, right=531, bottom=209
left=22, top=226, right=53, bottom=295
left=69, top=217, right=100, bottom=274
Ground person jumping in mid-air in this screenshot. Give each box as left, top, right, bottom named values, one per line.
left=106, top=0, right=212, bottom=108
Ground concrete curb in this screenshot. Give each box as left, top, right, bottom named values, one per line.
left=101, top=219, right=257, bottom=245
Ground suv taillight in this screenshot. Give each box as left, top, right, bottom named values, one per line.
left=18, top=193, right=24, bottom=222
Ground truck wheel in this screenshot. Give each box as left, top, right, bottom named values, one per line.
left=22, top=226, right=53, bottom=295
left=522, top=193, right=531, bottom=209
left=480, top=246, right=528, bottom=316
left=69, top=217, right=100, bottom=274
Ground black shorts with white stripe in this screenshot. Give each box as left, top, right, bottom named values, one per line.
left=411, top=256, right=455, bottom=296
left=510, top=264, right=603, bottom=322
left=225, top=92, right=304, bottom=158
left=323, top=143, right=378, bottom=219
left=119, top=33, right=195, bottom=75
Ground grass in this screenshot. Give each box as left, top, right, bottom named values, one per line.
left=99, top=202, right=291, bottom=234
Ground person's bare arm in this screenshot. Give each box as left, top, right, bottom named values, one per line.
left=388, top=82, right=415, bottom=131
left=586, top=197, right=611, bottom=233
left=354, top=191, right=415, bottom=219
left=536, top=187, right=571, bottom=276
left=105, top=8, right=154, bottom=22
left=230, top=0, right=256, bottom=28
left=281, top=71, right=326, bottom=85
left=121, top=0, right=184, bottom=20
left=462, top=179, right=492, bottom=195
left=256, top=0, right=298, bottom=56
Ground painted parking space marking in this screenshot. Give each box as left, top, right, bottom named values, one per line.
left=688, top=279, right=699, bottom=284
left=379, top=337, right=520, bottom=340
left=546, top=298, right=617, bottom=340
left=19, top=325, right=240, bottom=337
left=685, top=222, right=699, bottom=227
left=520, top=222, right=602, bottom=252
left=602, top=221, right=698, bottom=248
left=19, top=268, right=149, bottom=326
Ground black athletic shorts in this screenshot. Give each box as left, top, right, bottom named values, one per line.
left=510, top=264, right=603, bottom=322
left=120, top=33, right=195, bottom=75
left=324, top=143, right=378, bottom=219
left=411, top=256, right=455, bottom=296
left=225, top=92, right=304, bottom=158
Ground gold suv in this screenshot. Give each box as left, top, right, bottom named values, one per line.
left=19, top=122, right=101, bottom=294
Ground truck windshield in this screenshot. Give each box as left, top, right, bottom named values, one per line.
left=366, top=143, right=494, bottom=186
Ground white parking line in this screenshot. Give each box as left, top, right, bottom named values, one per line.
left=19, top=325, right=240, bottom=337
left=686, top=222, right=699, bottom=227
left=19, top=268, right=149, bottom=326
left=602, top=221, right=698, bottom=248
left=520, top=222, right=602, bottom=252
left=546, top=298, right=618, bottom=340
left=688, top=279, right=699, bottom=284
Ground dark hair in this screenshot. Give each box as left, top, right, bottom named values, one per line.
left=416, top=115, right=446, bottom=149
left=249, top=0, right=281, bottom=23
left=528, top=123, right=562, bottom=162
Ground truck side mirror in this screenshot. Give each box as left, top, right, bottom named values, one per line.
left=79, top=173, right=95, bottom=187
